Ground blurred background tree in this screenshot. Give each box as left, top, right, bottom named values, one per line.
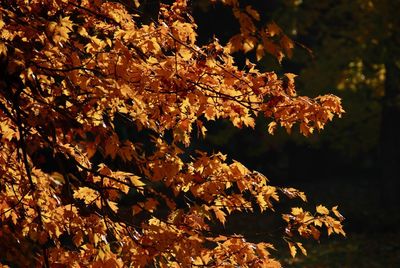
left=192, top=0, right=400, bottom=266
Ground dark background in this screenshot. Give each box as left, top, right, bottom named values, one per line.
left=189, top=0, right=400, bottom=266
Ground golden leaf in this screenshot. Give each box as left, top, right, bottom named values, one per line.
left=108, top=201, right=119, bottom=213
left=0, top=42, right=7, bottom=56
left=332, top=206, right=345, bottom=221
left=133, top=0, right=141, bottom=8
left=288, top=242, right=297, bottom=258
left=291, top=207, right=303, bottom=216
left=130, top=175, right=145, bottom=187
left=296, top=242, right=307, bottom=256
left=268, top=121, right=277, bottom=134
left=179, top=47, right=192, bottom=61
left=316, top=205, right=329, bottom=215
left=214, top=208, right=226, bottom=226
left=257, top=193, right=267, bottom=211
left=73, top=187, right=99, bottom=205
left=243, top=37, right=257, bottom=53
left=241, top=115, right=255, bottom=128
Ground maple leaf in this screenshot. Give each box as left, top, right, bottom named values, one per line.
left=288, top=242, right=297, bottom=258
left=213, top=208, right=227, bottom=226
left=296, top=242, right=307, bottom=256
left=130, top=175, right=146, bottom=189
left=73, top=187, right=99, bottom=205
left=316, top=205, right=330, bottom=215
left=332, top=205, right=345, bottom=221
left=108, top=201, right=119, bottom=213
left=281, top=187, right=307, bottom=202
left=291, top=207, right=304, bottom=216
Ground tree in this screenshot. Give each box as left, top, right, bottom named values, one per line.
left=264, top=0, right=400, bottom=205
left=0, top=0, right=345, bottom=267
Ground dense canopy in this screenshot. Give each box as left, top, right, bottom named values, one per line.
left=0, top=0, right=344, bottom=266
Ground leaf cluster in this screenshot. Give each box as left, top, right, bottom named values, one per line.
left=0, top=0, right=344, bottom=267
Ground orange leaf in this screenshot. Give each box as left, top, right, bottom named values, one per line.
left=214, top=208, right=226, bottom=226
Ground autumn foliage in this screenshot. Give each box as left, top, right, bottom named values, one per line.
left=0, top=0, right=345, bottom=267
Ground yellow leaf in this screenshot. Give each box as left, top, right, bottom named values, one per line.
left=147, top=56, right=158, bottom=64
left=296, top=242, right=307, bottom=256
left=130, top=175, right=145, bottom=187
left=332, top=206, right=345, bottom=221
left=179, top=47, right=192, bottom=61
left=281, top=187, right=307, bottom=202
left=284, top=73, right=297, bottom=82
left=106, top=38, right=112, bottom=47
left=52, top=17, right=73, bottom=43
left=242, top=115, right=255, bottom=128
left=78, top=26, right=89, bottom=37
left=108, top=201, right=119, bottom=213
left=298, top=192, right=307, bottom=202
left=268, top=121, right=277, bottom=134
left=60, top=16, right=73, bottom=29
left=192, top=257, right=204, bottom=266
left=11, top=211, right=18, bottom=225
left=316, top=205, right=329, bottom=215
left=288, top=242, right=297, bottom=258
left=73, top=187, right=99, bottom=205
left=291, top=207, right=303, bottom=216
left=206, top=57, right=216, bottom=68
left=243, top=38, right=257, bottom=53
left=133, top=0, right=141, bottom=8
left=333, top=221, right=346, bottom=236
left=257, top=193, right=267, bottom=211
left=314, top=218, right=323, bottom=227
left=0, top=121, right=17, bottom=140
